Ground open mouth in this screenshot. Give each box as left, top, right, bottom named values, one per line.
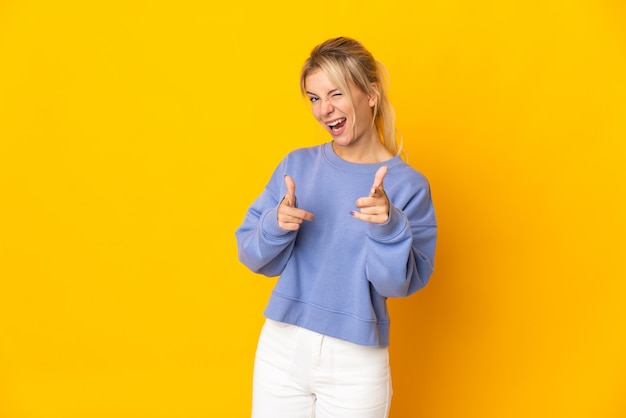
left=327, top=117, right=347, bottom=132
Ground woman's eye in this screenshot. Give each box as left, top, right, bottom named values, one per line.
left=309, top=97, right=319, bottom=103
left=332, top=93, right=342, bottom=97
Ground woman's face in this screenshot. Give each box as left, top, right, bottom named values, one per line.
left=304, top=68, right=377, bottom=149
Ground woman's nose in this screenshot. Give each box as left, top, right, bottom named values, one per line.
left=321, top=98, right=334, bottom=115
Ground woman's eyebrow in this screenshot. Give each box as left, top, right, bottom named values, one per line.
left=306, top=88, right=340, bottom=96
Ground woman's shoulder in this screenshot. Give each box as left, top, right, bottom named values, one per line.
left=281, top=143, right=326, bottom=164
left=390, top=159, right=429, bottom=182
left=286, top=143, right=325, bottom=157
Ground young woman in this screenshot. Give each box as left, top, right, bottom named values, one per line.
left=236, top=37, right=437, bottom=418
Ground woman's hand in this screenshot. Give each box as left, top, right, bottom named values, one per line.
left=277, top=175, right=315, bottom=231
left=352, top=166, right=389, bottom=224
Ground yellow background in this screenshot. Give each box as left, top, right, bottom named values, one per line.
left=1, top=0, right=625, bottom=417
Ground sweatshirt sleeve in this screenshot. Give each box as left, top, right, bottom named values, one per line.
left=235, top=161, right=298, bottom=277
left=364, top=176, right=437, bottom=297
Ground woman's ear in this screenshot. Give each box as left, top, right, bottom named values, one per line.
left=368, top=83, right=379, bottom=107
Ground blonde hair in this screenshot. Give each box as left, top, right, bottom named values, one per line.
left=300, top=37, right=403, bottom=157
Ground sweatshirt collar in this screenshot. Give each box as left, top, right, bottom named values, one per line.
left=322, top=142, right=403, bottom=174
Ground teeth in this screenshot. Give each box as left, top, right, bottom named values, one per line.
left=328, top=118, right=346, bottom=127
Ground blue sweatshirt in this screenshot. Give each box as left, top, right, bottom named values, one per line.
left=236, top=142, right=437, bottom=347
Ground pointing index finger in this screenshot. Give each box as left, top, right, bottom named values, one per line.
left=370, top=165, right=388, bottom=197
left=283, top=175, right=296, bottom=207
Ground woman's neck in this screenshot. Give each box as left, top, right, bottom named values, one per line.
left=332, top=139, right=393, bottom=164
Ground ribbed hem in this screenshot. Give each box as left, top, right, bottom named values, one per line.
left=264, top=292, right=390, bottom=347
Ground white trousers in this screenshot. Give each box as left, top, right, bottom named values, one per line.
left=252, top=319, right=392, bottom=418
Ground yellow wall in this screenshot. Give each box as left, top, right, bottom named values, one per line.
left=1, top=1, right=624, bottom=417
